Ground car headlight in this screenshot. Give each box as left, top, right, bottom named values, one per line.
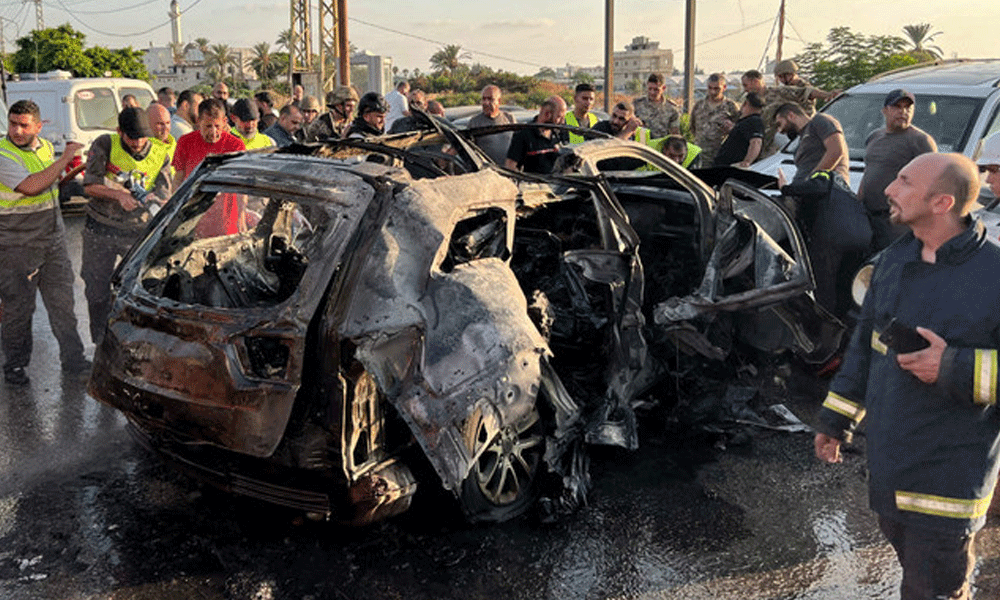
left=851, top=263, right=874, bottom=308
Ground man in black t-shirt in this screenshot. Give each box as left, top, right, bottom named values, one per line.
left=714, top=93, right=765, bottom=168
left=504, top=96, right=566, bottom=174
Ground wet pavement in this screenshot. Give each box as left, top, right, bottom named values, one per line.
left=2, top=214, right=1000, bottom=600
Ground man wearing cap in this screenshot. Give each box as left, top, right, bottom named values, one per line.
left=82, top=106, right=172, bottom=344
left=230, top=98, right=275, bottom=151
left=773, top=60, right=840, bottom=117
left=980, top=132, right=1000, bottom=200
left=297, top=95, right=321, bottom=141
left=304, top=86, right=358, bottom=142
left=346, top=92, right=389, bottom=138
left=860, top=89, right=938, bottom=250
left=565, top=83, right=599, bottom=144
left=468, top=84, right=516, bottom=164
left=0, top=100, right=89, bottom=384
left=263, top=104, right=304, bottom=148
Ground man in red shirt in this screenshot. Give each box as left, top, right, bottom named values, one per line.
left=172, top=98, right=246, bottom=236
left=172, top=98, right=245, bottom=186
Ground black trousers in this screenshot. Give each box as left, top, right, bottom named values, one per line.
left=878, top=515, right=975, bottom=600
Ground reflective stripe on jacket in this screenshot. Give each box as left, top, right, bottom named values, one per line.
left=0, top=137, right=59, bottom=215
left=818, top=218, right=1000, bottom=533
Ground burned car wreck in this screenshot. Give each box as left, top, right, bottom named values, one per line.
left=90, top=118, right=843, bottom=525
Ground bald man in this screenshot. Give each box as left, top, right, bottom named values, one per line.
left=815, top=155, right=1000, bottom=600
left=504, top=95, right=566, bottom=174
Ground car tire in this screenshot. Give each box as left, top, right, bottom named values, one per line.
left=459, top=406, right=545, bottom=523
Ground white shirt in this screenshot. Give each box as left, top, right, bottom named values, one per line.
left=385, top=89, right=408, bottom=129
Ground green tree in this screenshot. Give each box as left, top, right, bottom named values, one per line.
left=84, top=46, right=149, bottom=79
left=11, top=24, right=147, bottom=79
left=572, top=71, right=595, bottom=85
left=794, top=27, right=919, bottom=91
left=12, top=24, right=92, bottom=76
left=276, top=29, right=293, bottom=52
left=429, top=44, right=471, bottom=76
left=902, top=23, right=943, bottom=60
left=251, top=42, right=275, bottom=82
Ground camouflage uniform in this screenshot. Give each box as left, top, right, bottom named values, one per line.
left=633, top=97, right=681, bottom=138
left=690, top=97, right=740, bottom=167
left=759, top=82, right=815, bottom=159
left=303, top=112, right=349, bottom=142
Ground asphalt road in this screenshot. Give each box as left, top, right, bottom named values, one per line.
left=1, top=213, right=999, bottom=600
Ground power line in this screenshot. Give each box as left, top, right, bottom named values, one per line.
left=349, top=16, right=546, bottom=69
left=44, top=0, right=202, bottom=38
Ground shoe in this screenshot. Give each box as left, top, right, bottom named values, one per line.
left=5, top=367, right=29, bottom=385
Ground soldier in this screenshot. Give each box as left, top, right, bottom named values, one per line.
left=304, top=86, right=358, bottom=142
left=690, top=73, right=740, bottom=167
left=633, top=73, right=680, bottom=138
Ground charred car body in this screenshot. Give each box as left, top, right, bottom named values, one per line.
left=90, top=116, right=843, bottom=525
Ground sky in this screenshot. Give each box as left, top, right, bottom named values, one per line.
left=1, top=0, right=994, bottom=77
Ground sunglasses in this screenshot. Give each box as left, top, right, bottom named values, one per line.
left=979, top=165, right=1000, bottom=174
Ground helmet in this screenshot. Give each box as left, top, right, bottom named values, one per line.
left=357, top=91, right=389, bottom=115
left=978, top=132, right=1000, bottom=166
left=300, top=95, right=321, bottom=112
left=774, top=59, right=798, bottom=76
left=325, top=85, right=359, bottom=108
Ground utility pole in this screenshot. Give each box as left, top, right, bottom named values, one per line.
left=289, top=0, right=313, bottom=87
left=317, top=0, right=348, bottom=91
left=776, top=0, right=785, bottom=62
left=27, top=0, right=43, bottom=30
left=603, top=0, right=613, bottom=113
left=682, top=0, right=695, bottom=115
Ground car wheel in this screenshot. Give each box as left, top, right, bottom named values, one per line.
left=459, top=407, right=545, bottom=522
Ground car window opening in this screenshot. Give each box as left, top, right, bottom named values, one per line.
left=140, top=190, right=322, bottom=308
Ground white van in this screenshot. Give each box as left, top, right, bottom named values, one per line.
left=6, top=71, right=156, bottom=155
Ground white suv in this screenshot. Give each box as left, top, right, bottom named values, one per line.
left=752, top=59, right=1000, bottom=194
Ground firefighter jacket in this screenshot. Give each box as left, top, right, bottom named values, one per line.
left=817, top=217, right=1000, bottom=534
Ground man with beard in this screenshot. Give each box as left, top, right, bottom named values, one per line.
left=690, top=73, right=740, bottom=166
left=171, top=90, right=202, bottom=140
left=504, top=96, right=566, bottom=174
left=774, top=102, right=849, bottom=185
left=859, top=89, right=938, bottom=250
left=82, top=107, right=172, bottom=344
left=591, top=100, right=651, bottom=171
left=816, top=152, right=1000, bottom=600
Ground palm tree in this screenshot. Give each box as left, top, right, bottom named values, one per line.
left=902, top=23, right=943, bottom=59
left=251, top=42, right=274, bottom=82
left=429, top=44, right=471, bottom=76
left=205, top=43, right=236, bottom=83
left=276, top=29, right=293, bottom=52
